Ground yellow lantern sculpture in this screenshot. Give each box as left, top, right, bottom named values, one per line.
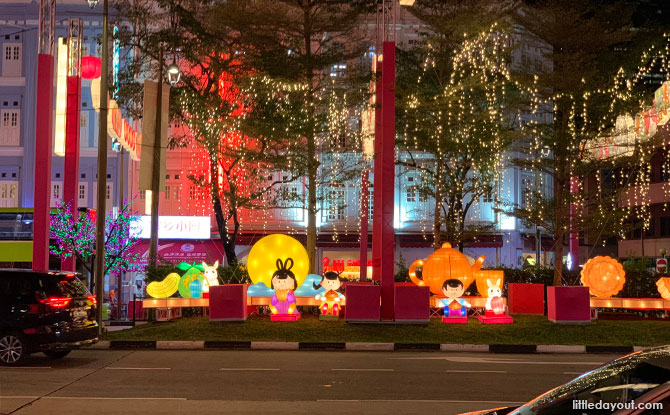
left=247, top=234, right=309, bottom=289
left=657, top=277, right=670, bottom=300
left=580, top=256, right=626, bottom=298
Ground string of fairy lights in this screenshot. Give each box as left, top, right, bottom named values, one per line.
left=399, top=22, right=670, bottom=249
left=158, top=20, right=670, bottom=254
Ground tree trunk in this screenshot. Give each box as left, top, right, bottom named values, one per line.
left=303, top=8, right=317, bottom=274
left=432, top=157, right=442, bottom=249
left=210, top=158, right=238, bottom=266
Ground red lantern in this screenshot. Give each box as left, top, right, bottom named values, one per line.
left=81, top=56, right=102, bottom=79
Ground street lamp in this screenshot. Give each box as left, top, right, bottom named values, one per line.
left=167, top=61, right=181, bottom=86
left=87, top=0, right=108, bottom=337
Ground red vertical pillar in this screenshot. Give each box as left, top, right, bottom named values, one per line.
left=379, top=41, right=396, bottom=321
left=372, top=51, right=383, bottom=283
left=33, top=53, right=55, bottom=271
left=62, top=75, right=82, bottom=271
left=360, top=169, right=369, bottom=281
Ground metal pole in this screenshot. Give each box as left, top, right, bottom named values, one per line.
left=94, top=0, right=109, bottom=337
left=535, top=169, right=542, bottom=266
left=148, top=47, right=164, bottom=268
left=117, top=147, right=123, bottom=319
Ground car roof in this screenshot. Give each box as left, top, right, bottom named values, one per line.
left=0, top=269, right=81, bottom=277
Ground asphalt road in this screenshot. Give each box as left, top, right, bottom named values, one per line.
left=0, top=350, right=619, bottom=415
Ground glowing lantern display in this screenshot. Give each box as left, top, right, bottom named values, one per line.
left=247, top=234, right=309, bottom=289
left=657, top=277, right=670, bottom=300
left=175, top=262, right=206, bottom=299
left=490, top=296, right=505, bottom=315
left=81, top=56, right=101, bottom=79
left=475, top=270, right=504, bottom=297
left=201, top=261, right=220, bottom=294
left=146, top=273, right=180, bottom=298
left=409, top=243, right=485, bottom=295
left=314, top=271, right=345, bottom=319
left=580, top=256, right=626, bottom=298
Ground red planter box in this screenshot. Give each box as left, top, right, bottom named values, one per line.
left=345, top=284, right=381, bottom=322
left=547, top=286, right=591, bottom=323
left=394, top=284, right=430, bottom=323
left=508, top=283, right=545, bottom=315
left=127, top=300, right=145, bottom=320
left=209, top=284, right=248, bottom=322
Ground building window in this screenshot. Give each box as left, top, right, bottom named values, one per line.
left=189, top=186, right=197, bottom=200
left=330, top=63, right=346, bottom=78
left=50, top=182, right=63, bottom=207
left=0, top=110, right=20, bottom=146
left=661, top=217, right=670, bottom=237
left=165, top=185, right=170, bottom=200
left=174, top=187, right=180, bottom=200
left=324, top=185, right=345, bottom=221
left=139, top=189, right=146, bottom=200
left=105, top=183, right=112, bottom=202
left=78, top=183, right=88, bottom=207
left=2, top=43, right=22, bottom=76
left=483, top=188, right=494, bottom=203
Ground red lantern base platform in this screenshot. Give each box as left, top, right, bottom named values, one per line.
left=209, top=285, right=247, bottom=322
left=478, top=311, right=514, bottom=324
left=442, top=316, right=468, bottom=324
left=271, top=313, right=300, bottom=321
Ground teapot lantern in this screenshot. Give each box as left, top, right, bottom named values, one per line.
left=409, top=242, right=485, bottom=296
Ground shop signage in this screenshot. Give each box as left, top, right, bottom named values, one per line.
left=131, top=216, right=211, bottom=239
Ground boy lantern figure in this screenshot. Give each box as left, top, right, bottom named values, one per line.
left=270, top=258, right=299, bottom=317
left=439, top=279, right=471, bottom=322
left=314, top=271, right=345, bottom=317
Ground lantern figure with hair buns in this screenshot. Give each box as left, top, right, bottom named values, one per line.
left=580, top=256, right=626, bottom=298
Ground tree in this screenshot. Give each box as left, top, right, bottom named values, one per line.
left=208, top=0, right=374, bottom=272
left=50, top=201, right=142, bottom=286
left=396, top=1, right=522, bottom=250
left=114, top=0, right=316, bottom=266
left=509, top=0, right=666, bottom=285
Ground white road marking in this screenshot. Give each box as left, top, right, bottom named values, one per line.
left=219, top=368, right=280, bottom=371
left=391, top=356, right=603, bottom=365
left=446, top=370, right=507, bottom=373
left=0, top=396, right=39, bottom=399
left=331, top=368, right=395, bottom=372
left=563, top=371, right=586, bottom=375
left=317, top=399, right=526, bottom=404
left=105, top=367, right=171, bottom=370
left=0, top=366, right=52, bottom=369
left=42, top=396, right=187, bottom=400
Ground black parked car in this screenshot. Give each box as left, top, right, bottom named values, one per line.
left=0, top=269, right=98, bottom=365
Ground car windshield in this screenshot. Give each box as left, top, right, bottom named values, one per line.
left=510, top=347, right=670, bottom=415
left=35, top=274, right=90, bottom=298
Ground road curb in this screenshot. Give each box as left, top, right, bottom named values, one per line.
left=93, top=341, right=645, bottom=353
left=440, top=343, right=490, bottom=352
left=251, top=342, right=299, bottom=350
left=537, top=344, right=586, bottom=354
left=345, top=342, right=394, bottom=351
left=489, top=344, right=537, bottom=354
left=109, top=340, right=156, bottom=350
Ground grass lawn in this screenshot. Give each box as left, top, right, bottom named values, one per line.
left=105, top=314, right=670, bottom=346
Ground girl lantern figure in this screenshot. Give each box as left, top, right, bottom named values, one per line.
left=314, top=271, right=345, bottom=319
left=439, top=279, right=471, bottom=323
left=270, top=258, right=300, bottom=320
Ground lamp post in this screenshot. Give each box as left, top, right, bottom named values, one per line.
left=88, top=0, right=108, bottom=337
left=147, top=47, right=164, bottom=269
